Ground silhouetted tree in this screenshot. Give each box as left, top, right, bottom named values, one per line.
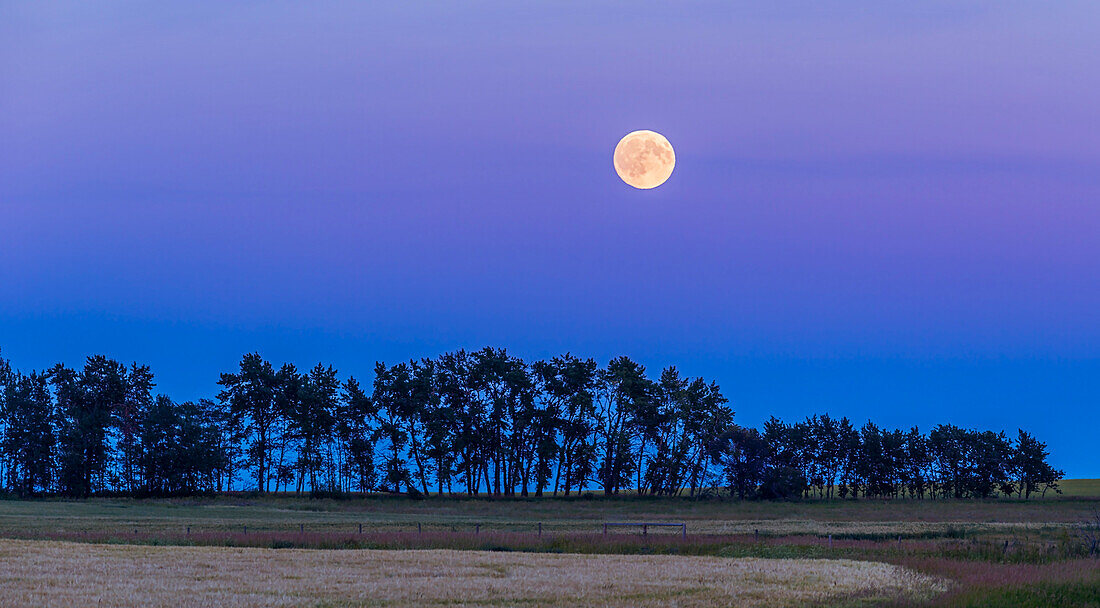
left=470, top=348, right=532, bottom=496
left=52, top=357, right=126, bottom=497
left=1, top=371, right=55, bottom=495
left=371, top=361, right=413, bottom=493
left=1015, top=429, right=1064, bottom=499
left=710, top=425, right=768, bottom=500
left=0, top=348, right=1069, bottom=501
left=596, top=357, right=651, bottom=495
left=117, top=363, right=154, bottom=494
left=759, top=417, right=810, bottom=499
left=649, top=373, right=731, bottom=496
left=969, top=430, right=1015, bottom=498
left=437, top=350, right=484, bottom=495
left=217, top=353, right=281, bottom=492
left=532, top=354, right=598, bottom=497
left=201, top=397, right=241, bottom=492
left=140, top=396, right=222, bottom=495
left=903, top=427, right=931, bottom=499
left=339, top=377, right=378, bottom=492
left=286, top=364, right=338, bottom=492
left=406, top=358, right=441, bottom=495
left=929, top=424, right=969, bottom=498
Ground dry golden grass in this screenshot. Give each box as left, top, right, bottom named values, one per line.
left=0, top=539, right=946, bottom=607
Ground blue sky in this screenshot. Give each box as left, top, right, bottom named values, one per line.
left=2, top=2, right=1098, bottom=475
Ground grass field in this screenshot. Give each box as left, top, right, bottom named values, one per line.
left=0, top=489, right=1097, bottom=607
left=0, top=539, right=948, bottom=607
left=1059, top=479, right=1100, bottom=498
left=0, top=492, right=1096, bottom=539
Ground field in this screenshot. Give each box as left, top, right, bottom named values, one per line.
left=0, top=539, right=946, bottom=607
left=1, top=492, right=1097, bottom=538
left=1060, top=479, right=1100, bottom=498
left=0, top=489, right=1097, bottom=607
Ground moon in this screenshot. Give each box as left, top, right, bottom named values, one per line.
left=613, top=130, right=675, bottom=189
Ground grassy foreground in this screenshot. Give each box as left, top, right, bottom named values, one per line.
left=0, top=493, right=1097, bottom=607
left=0, top=539, right=947, bottom=608
left=0, top=492, right=1096, bottom=538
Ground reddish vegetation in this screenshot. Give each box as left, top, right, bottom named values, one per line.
left=917, top=558, right=1098, bottom=587
left=887, top=557, right=1100, bottom=607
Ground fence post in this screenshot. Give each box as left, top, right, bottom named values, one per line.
left=418, top=522, right=422, bottom=534
left=681, top=523, right=686, bottom=539
left=476, top=524, right=481, bottom=535
left=243, top=525, right=247, bottom=535
left=299, top=523, right=304, bottom=533
left=186, top=526, right=190, bottom=536
left=754, top=529, right=759, bottom=542
left=603, top=523, right=607, bottom=536
left=643, top=524, right=648, bottom=537
left=828, top=534, right=833, bottom=548
left=359, top=523, right=363, bottom=534
left=538, top=522, right=542, bottom=537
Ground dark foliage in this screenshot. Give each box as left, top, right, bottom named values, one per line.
left=0, top=348, right=1064, bottom=499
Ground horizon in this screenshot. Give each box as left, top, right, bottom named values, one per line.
left=3, top=2, right=1098, bottom=477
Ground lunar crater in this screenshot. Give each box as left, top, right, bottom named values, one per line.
left=614, top=130, right=675, bottom=189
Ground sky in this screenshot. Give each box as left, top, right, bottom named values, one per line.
left=1, top=2, right=1098, bottom=476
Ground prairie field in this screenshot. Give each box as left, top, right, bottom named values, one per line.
left=0, top=492, right=1096, bottom=539
left=0, top=539, right=947, bottom=608
left=0, top=492, right=1097, bottom=607
left=1060, top=479, right=1100, bottom=498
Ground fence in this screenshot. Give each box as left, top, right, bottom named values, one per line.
left=602, top=522, right=687, bottom=538
left=177, top=522, right=548, bottom=536
left=173, top=521, right=688, bottom=538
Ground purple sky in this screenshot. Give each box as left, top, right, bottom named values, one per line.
left=2, top=2, right=1098, bottom=475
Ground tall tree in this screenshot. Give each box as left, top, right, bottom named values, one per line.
left=437, top=350, right=484, bottom=495
left=338, top=377, right=378, bottom=492
left=0, top=371, right=56, bottom=495
left=371, top=362, right=412, bottom=493
left=532, top=354, right=598, bottom=497
left=217, top=353, right=280, bottom=492
left=639, top=367, right=683, bottom=496
left=469, top=348, right=532, bottom=496
left=710, top=425, right=768, bottom=500
left=271, top=364, right=301, bottom=492
left=760, top=417, right=809, bottom=499
left=141, top=396, right=223, bottom=495
left=1014, top=429, right=1064, bottom=499
left=929, top=424, right=969, bottom=498
left=969, top=430, right=1015, bottom=498
left=675, top=377, right=731, bottom=496
left=0, top=353, right=8, bottom=489
left=405, top=358, right=440, bottom=495
left=117, top=363, right=154, bottom=493
left=51, top=357, right=126, bottom=497
left=420, top=364, right=456, bottom=496
left=808, top=415, right=846, bottom=498
left=903, top=427, right=931, bottom=499
left=595, top=357, right=651, bottom=495
left=286, top=364, right=339, bottom=492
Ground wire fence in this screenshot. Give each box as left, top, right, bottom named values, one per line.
left=163, top=521, right=690, bottom=538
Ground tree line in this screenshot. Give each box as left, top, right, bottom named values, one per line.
left=0, top=348, right=1064, bottom=500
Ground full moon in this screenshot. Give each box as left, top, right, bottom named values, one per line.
left=613, top=130, right=675, bottom=189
